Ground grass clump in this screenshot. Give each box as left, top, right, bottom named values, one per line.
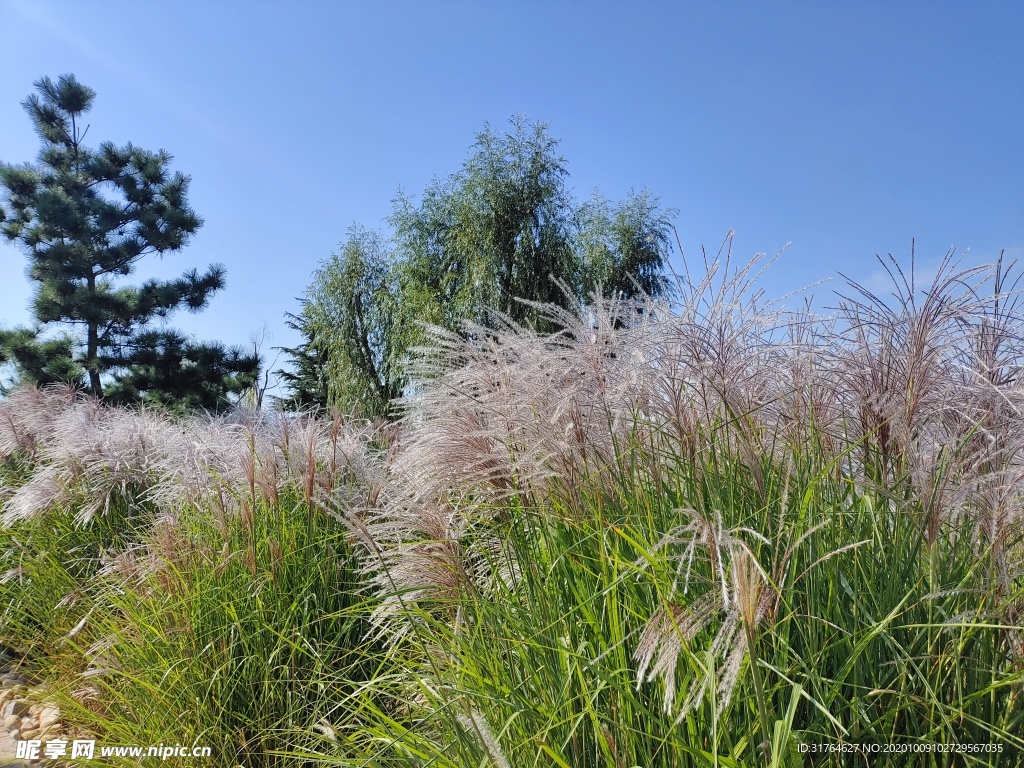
left=2, top=242, right=1024, bottom=766
left=0, top=399, right=387, bottom=765
left=326, top=245, right=1024, bottom=766
left=46, top=488, right=378, bottom=766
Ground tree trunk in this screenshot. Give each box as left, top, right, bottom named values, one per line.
left=86, top=274, right=103, bottom=398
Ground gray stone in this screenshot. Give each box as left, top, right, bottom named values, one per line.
left=37, top=708, right=58, bottom=731
left=1, top=701, right=28, bottom=719
left=2, top=713, right=20, bottom=730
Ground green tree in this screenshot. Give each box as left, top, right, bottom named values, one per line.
left=0, top=74, right=258, bottom=407
left=577, top=188, right=676, bottom=301
left=391, top=116, right=579, bottom=333
left=297, top=226, right=403, bottom=418
left=272, top=309, right=331, bottom=412
left=280, top=117, right=676, bottom=416
left=0, top=328, right=80, bottom=394
left=103, top=330, right=262, bottom=412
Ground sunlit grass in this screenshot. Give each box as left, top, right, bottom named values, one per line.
left=2, top=247, right=1024, bottom=766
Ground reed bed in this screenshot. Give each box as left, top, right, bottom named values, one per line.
left=2, top=244, right=1022, bottom=766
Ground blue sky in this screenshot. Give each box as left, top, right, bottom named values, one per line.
left=1, top=1, right=1022, bottom=380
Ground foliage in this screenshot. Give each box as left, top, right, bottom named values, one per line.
left=0, top=73, right=258, bottom=409
left=0, top=489, right=379, bottom=768
left=0, top=327, right=80, bottom=393
left=300, top=227, right=404, bottom=419
left=0, top=394, right=386, bottom=767
left=324, top=246, right=1024, bottom=766
left=282, top=116, right=677, bottom=416
left=103, top=330, right=263, bottom=412
left=390, top=116, right=580, bottom=332
left=577, top=188, right=677, bottom=301
left=272, top=310, right=331, bottom=412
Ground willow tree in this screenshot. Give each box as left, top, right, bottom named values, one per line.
left=299, top=226, right=404, bottom=418
left=391, top=117, right=581, bottom=334
left=282, top=117, right=677, bottom=416
left=577, top=188, right=677, bottom=301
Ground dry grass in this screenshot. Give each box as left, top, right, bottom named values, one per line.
left=0, top=387, right=386, bottom=528
left=2, top=242, right=1023, bottom=765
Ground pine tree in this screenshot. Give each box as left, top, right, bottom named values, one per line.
left=273, top=309, right=330, bottom=411
left=0, top=329, right=79, bottom=394
left=0, top=74, right=258, bottom=407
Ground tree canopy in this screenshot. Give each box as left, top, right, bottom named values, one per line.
left=273, top=310, right=331, bottom=412
left=280, top=116, right=677, bottom=417
left=390, top=118, right=579, bottom=332
left=299, top=227, right=404, bottom=418
left=0, top=74, right=259, bottom=410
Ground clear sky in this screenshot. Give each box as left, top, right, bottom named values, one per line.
left=1, top=1, right=1022, bottom=380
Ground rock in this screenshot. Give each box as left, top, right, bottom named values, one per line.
left=2, top=699, right=28, bottom=718
left=0, top=674, right=27, bottom=687
left=20, top=726, right=40, bottom=740
left=2, top=713, right=20, bottom=730
left=38, top=707, right=59, bottom=730
left=0, top=689, right=10, bottom=708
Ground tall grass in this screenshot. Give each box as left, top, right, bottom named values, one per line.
left=48, top=488, right=379, bottom=766
left=2, top=242, right=1023, bottom=766
left=1, top=399, right=387, bottom=766
left=327, top=243, right=1024, bottom=766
